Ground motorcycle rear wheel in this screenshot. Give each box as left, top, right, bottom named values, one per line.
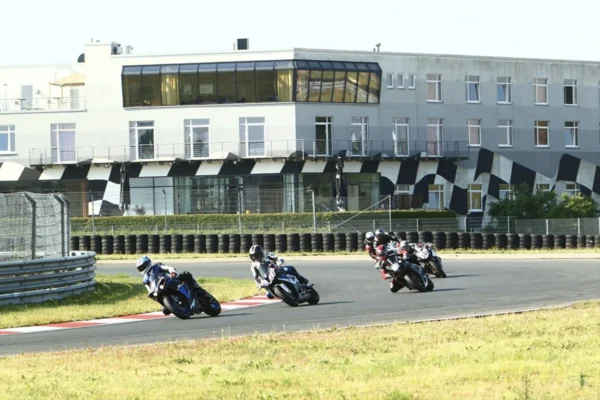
left=405, top=273, right=427, bottom=293
left=274, top=285, right=299, bottom=307
left=163, top=293, right=191, bottom=320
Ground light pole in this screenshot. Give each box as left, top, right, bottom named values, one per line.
left=162, top=189, right=167, bottom=232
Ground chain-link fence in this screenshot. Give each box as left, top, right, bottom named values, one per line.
left=0, top=192, right=70, bottom=262
left=515, top=217, right=600, bottom=236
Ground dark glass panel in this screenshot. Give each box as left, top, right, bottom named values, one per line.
left=356, top=71, right=370, bottom=103
left=122, top=67, right=142, bottom=107
left=367, top=72, right=380, bottom=103
left=216, top=63, right=236, bottom=103
left=236, top=62, right=256, bottom=102
left=256, top=69, right=276, bottom=102
left=160, top=65, right=179, bottom=106
left=255, top=61, right=274, bottom=70
left=198, top=64, right=217, bottom=104
left=141, top=66, right=160, bottom=106
left=344, top=71, right=358, bottom=102
left=308, top=70, right=322, bottom=102
left=332, top=70, right=346, bottom=103
left=274, top=60, right=294, bottom=70
left=296, top=69, right=310, bottom=102
left=320, top=70, right=334, bottom=102
left=179, top=64, right=198, bottom=105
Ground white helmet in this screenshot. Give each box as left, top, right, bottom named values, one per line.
left=399, top=240, right=409, bottom=251
left=365, top=232, right=375, bottom=242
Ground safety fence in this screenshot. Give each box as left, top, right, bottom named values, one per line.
left=0, top=252, right=97, bottom=306
left=69, top=231, right=597, bottom=255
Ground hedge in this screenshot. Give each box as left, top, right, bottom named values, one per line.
left=71, top=210, right=457, bottom=228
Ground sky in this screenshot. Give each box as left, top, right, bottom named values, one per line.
left=1, top=0, right=599, bottom=65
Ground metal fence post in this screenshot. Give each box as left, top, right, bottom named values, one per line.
left=416, top=218, right=419, bottom=232
left=388, top=195, right=392, bottom=232
left=90, top=193, right=96, bottom=236
left=507, top=216, right=510, bottom=234
left=546, top=219, right=549, bottom=235
left=238, top=214, right=242, bottom=234
left=311, top=189, right=316, bottom=234
left=53, top=194, right=68, bottom=257
left=23, top=193, right=36, bottom=260
left=578, top=218, right=581, bottom=235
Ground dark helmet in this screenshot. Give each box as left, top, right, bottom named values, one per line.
left=249, top=245, right=264, bottom=262
left=136, top=256, right=152, bottom=273
left=375, top=228, right=386, bottom=241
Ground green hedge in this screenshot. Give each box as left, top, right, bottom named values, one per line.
left=72, top=210, right=456, bottom=228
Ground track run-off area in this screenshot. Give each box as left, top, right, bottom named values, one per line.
left=1, top=257, right=599, bottom=356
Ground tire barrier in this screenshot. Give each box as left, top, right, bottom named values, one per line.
left=300, top=233, right=312, bottom=252
left=407, top=231, right=418, bottom=244
left=229, top=234, right=241, bottom=254
left=72, top=230, right=599, bottom=255
left=323, top=233, right=334, bottom=252
left=482, top=233, right=494, bottom=250
left=494, top=233, right=507, bottom=249
left=519, top=234, right=531, bottom=250
left=275, top=234, right=287, bottom=253
left=334, top=233, right=346, bottom=252
left=287, top=233, right=299, bottom=253
left=346, top=232, right=358, bottom=252
left=205, top=234, right=217, bottom=254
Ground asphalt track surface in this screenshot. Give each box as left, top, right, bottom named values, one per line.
left=1, top=259, right=599, bottom=356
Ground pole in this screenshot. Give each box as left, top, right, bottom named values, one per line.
left=311, top=189, right=316, bottom=233
left=90, top=192, right=96, bottom=236
left=577, top=218, right=581, bottom=236
left=546, top=219, right=549, bottom=235
left=388, top=195, right=392, bottom=232
left=162, top=189, right=167, bottom=233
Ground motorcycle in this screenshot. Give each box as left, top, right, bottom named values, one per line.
left=412, top=243, right=447, bottom=278
left=255, top=261, right=320, bottom=307
left=148, top=274, right=221, bottom=320
left=377, top=244, right=434, bottom=293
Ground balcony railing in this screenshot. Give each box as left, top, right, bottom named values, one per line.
left=0, top=97, right=86, bottom=113
left=29, top=139, right=468, bottom=166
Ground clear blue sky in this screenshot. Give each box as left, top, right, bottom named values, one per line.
left=2, top=0, right=598, bottom=65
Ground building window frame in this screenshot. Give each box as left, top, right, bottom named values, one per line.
left=534, top=78, right=549, bottom=105
left=426, top=74, right=442, bottom=102
left=564, top=79, right=578, bottom=106
left=465, top=75, right=480, bottom=103
left=536, top=183, right=550, bottom=193
left=427, top=184, right=444, bottom=209
left=499, top=184, right=513, bottom=200
left=407, top=74, right=415, bottom=89
left=393, top=117, right=409, bottom=156
left=564, top=121, right=579, bottom=148
left=397, top=73, right=404, bottom=89
left=565, top=182, right=580, bottom=197
left=239, top=117, right=266, bottom=157
left=385, top=73, right=394, bottom=89
left=350, top=116, right=369, bottom=157
left=497, top=77, right=512, bottom=104
left=498, top=119, right=513, bottom=147
left=184, top=118, right=210, bottom=159
left=535, top=120, right=550, bottom=148
left=0, top=125, right=16, bottom=154
left=129, top=121, right=155, bottom=161
left=467, top=118, right=482, bottom=147
left=314, top=116, right=333, bottom=156
left=468, top=184, right=483, bottom=212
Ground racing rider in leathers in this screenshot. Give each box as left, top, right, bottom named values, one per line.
left=249, top=245, right=312, bottom=299
left=136, top=255, right=209, bottom=315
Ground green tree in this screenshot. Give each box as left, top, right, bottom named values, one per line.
left=549, top=193, right=599, bottom=218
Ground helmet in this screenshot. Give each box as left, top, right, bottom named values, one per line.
left=375, top=228, right=386, bottom=241
left=399, top=240, right=409, bottom=251
left=365, top=232, right=375, bottom=243
left=136, top=256, right=152, bottom=273
left=249, top=245, right=264, bottom=262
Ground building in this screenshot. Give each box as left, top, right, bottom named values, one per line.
left=1, top=40, right=599, bottom=220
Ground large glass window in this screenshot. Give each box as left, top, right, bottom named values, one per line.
left=179, top=64, right=198, bottom=105
left=236, top=62, right=256, bottom=103
left=332, top=62, right=346, bottom=103
left=217, top=63, right=236, bottom=103
left=308, top=66, right=323, bottom=102
left=160, top=65, right=180, bottom=106
left=239, top=117, right=265, bottom=157
left=344, top=68, right=358, bottom=103
left=356, top=69, right=370, bottom=103
left=122, top=66, right=142, bottom=107
left=315, top=116, right=333, bottom=156
left=367, top=65, right=381, bottom=103
left=296, top=69, right=310, bottom=102
left=197, top=63, right=217, bottom=104
left=319, top=61, right=335, bottom=102
left=51, top=123, right=77, bottom=163
left=141, top=66, right=161, bottom=106
left=275, top=61, right=293, bottom=102
left=256, top=61, right=275, bottom=102
left=0, top=125, right=15, bottom=153
left=129, top=121, right=155, bottom=161
left=184, top=119, right=210, bottom=158
left=350, top=117, right=369, bottom=156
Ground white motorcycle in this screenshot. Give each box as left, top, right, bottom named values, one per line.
left=412, top=243, right=447, bottom=278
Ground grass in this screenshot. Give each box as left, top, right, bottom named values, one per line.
left=1, top=301, right=600, bottom=399
left=94, top=247, right=600, bottom=260
left=0, top=274, right=258, bottom=329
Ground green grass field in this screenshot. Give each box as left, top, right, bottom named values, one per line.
left=0, top=274, right=258, bottom=329
left=1, top=301, right=599, bottom=399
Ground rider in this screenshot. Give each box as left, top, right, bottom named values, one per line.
left=364, top=231, right=377, bottom=260
left=398, top=240, right=421, bottom=263
left=249, top=245, right=312, bottom=298
left=136, top=255, right=209, bottom=315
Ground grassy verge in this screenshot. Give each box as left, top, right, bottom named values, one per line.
left=94, top=247, right=600, bottom=260
left=2, top=302, right=599, bottom=399
left=0, top=274, right=258, bottom=329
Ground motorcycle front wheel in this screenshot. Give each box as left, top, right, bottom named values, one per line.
left=163, top=293, right=191, bottom=320
left=431, top=258, right=447, bottom=278
left=200, top=293, right=221, bottom=317
left=274, top=285, right=299, bottom=307
left=404, top=273, right=427, bottom=293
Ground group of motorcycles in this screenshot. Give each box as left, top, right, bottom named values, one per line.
left=145, top=241, right=445, bottom=320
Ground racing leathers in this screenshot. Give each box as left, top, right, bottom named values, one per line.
left=250, top=252, right=311, bottom=291
left=142, top=262, right=207, bottom=299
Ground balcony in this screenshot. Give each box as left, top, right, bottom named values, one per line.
left=0, top=97, right=86, bottom=113
left=29, top=139, right=469, bottom=167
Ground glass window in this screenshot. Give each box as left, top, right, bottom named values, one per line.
left=564, top=79, right=578, bottom=106
left=564, top=121, right=579, bottom=147
left=468, top=184, right=483, bottom=211
left=239, top=117, right=265, bottom=157
left=197, top=63, right=217, bottom=104
left=535, top=120, right=549, bottom=147
left=184, top=119, right=210, bottom=158
left=236, top=62, right=256, bottom=103
left=497, top=77, right=512, bottom=103
left=499, top=184, right=513, bottom=200
left=467, top=118, right=481, bottom=146
left=141, top=66, right=161, bottom=106
left=498, top=119, right=513, bottom=147
left=393, top=118, right=409, bottom=156
left=397, top=73, right=404, bottom=89
left=407, top=74, right=415, bottom=89
left=426, top=118, right=443, bottom=157
left=566, top=182, right=579, bottom=196
left=320, top=64, right=335, bottom=102
left=160, top=65, right=180, bottom=106
left=386, top=73, right=394, bottom=88
left=534, top=78, right=548, bottom=104
left=295, top=70, right=310, bottom=102
left=179, top=64, right=198, bottom=105
left=308, top=70, right=323, bottom=102
left=50, top=123, right=77, bottom=163
left=536, top=184, right=550, bottom=193
left=356, top=72, right=370, bottom=103
left=129, top=121, right=155, bottom=161
left=314, top=116, right=333, bottom=156
left=216, top=63, right=236, bottom=103
left=465, top=76, right=480, bottom=103
left=333, top=69, right=346, bottom=103
left=367, top=72, right=380, bottom=103
left=275, top=61, right=293, bottom=102
left=350, top=117, right=369, bottom=156
left=122, top=66, right=142, bottom=107
left=0, top=125, right=15, bottom=153
left=428, top=184, right=444, bottom=209
left=256, top=62, right=275, bottom=102
left=344, top=71, right=358, bottom=102
left=426, top=74, right=442, bottom=101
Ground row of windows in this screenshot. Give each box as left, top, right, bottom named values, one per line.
left=385, top=73, right=594, bottom=106
left=121, top=60, right=382, bottom=107
left=395, top=182, right=580, bottom=212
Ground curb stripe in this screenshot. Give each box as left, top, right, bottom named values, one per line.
left=0, top=294, right=281, bottom=336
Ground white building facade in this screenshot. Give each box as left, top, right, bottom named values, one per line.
left=1, top=41, right=600, bottom=223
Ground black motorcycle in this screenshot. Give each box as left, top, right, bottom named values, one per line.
left=256, top=261, right=320, bottom=307
left=148, top=274, right=221, bottom=320
left=376, top=244, right=434, bottom=293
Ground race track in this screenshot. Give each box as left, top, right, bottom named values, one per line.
left=1, top=258, right=599, bottom=356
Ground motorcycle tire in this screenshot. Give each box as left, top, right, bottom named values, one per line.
left=431, top=259, right=447, bottom=278
left=306, top=287, right=320, bottom=305
left=274, top=285, right=299, bottom=307
left=163, top=293, right=191, bottom=320
left=200, top=293, right=222, bottom=317
left=426, top=278, right=435, bottom=291
left=390, top=279, right=403, bottom=293
left=404, top=273, right=427, bottom=293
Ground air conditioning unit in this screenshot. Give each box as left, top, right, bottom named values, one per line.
left=111, top=43, right=123, bottom=55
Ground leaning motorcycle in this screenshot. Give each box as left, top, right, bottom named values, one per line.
left=148, top=274, right=221, bottom=320
left=377, top=244, right=434, bottom=293
left=412, top=243, right=447, bottom=278
left=256, top=261, right=320, bottom=307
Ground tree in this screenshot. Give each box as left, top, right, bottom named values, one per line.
left=549, top=193, right=599, bottom=218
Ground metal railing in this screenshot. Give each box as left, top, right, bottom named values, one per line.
left=29, top=139, right=468, bottom=166
left=0, top=252, right=97, bottom=306
left=0, top=97, right=86, bottom=113
left=515, top=217, right=600, bottom=236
